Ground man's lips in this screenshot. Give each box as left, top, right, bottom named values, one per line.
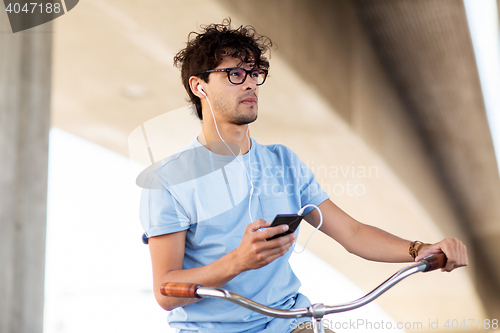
left=241, top=97, right=257, bottom=104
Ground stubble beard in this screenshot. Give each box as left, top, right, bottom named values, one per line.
left=212, top=98, right=258, bottom=126
left=231, top=106, right=258, bottom=125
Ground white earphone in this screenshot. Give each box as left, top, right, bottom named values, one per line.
left=197, top=84, right=206, bottom=96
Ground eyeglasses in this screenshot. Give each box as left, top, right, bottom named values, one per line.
left=198, top=67, right=268, bottom=86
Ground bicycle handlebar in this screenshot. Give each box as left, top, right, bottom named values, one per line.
left=422, top=252, right=447, bottom=272
left=160, top=253, right=447, bottom=319
left=161, top=282, right=201, bottom=299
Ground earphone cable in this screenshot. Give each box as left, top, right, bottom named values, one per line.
left=294, top=204, right=323, bottom=254
left=204, top=92, right=255, bottom=222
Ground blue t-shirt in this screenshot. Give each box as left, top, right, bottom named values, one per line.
left=140, top=137, right=329, bottom=333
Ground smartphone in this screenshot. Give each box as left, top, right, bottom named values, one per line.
left=266, top=214, right=303, bottom=241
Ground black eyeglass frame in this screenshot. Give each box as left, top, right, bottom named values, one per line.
left=198, top=67, right=268, bottom=86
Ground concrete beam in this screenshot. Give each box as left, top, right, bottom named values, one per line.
left=352, top=0, right=500, bottom=317
left=0, top=11, right=52, bottom=333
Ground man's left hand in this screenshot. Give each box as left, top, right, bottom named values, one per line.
left=415, top=238, right=468, bottom=272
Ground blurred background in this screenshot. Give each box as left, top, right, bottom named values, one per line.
left=1, top=0, right=500, bottom=332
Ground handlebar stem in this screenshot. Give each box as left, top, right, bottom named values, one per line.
left=310, top=303, right=327, bottom=319
left=313, top=318, right=325, bottom=333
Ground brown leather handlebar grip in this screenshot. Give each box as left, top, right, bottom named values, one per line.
left=422, top=252, right=447, bottom=272
left=160, top=283, right=201, bottom=298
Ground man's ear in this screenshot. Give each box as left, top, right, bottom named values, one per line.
left=189, top=77, right=205, bottom=99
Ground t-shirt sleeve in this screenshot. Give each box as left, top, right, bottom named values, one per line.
left=140, top=187, right=191, bottom=237
left=288, top=148, right=329, bottom=215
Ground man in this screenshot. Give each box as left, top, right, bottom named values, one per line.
left=140, top=19, right=468, bottom=333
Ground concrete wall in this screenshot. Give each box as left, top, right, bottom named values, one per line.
left=0, top=12, right=52, bottom=333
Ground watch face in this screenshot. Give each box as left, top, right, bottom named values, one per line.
left=4, top=0, right=80, bottom=33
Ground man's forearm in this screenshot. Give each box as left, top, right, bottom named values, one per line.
left=306, top=200, right=415, bottom=263
left=345, top=223, right=413, bottom=262
left=154, top=219, right=296, bottom=311
left=155, top=250, right=241, bottom=311
left=307, top=200, right=467, bottom=272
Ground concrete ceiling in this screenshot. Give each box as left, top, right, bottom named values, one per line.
left=221, top=0, right=500, bottom=318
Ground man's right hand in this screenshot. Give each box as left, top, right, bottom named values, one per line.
left=149, top=219, right=296, bottom=311
left=231, top=219, right=297, bottom=274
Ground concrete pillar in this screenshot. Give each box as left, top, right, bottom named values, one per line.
left=0, top=10, right=52, bottom=333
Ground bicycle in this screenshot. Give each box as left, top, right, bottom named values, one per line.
left=160, top=253, right=447, bottom=333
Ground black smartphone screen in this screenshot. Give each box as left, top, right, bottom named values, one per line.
left=266, top=214, right=303, bottom=241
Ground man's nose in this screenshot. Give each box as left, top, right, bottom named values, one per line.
left=242, top=76, right=258, bottom=91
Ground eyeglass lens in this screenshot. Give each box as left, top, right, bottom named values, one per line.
left=229, top=68, right=266, bottom=85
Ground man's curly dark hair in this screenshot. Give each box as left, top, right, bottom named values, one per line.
left=173, top=18, right=273, bottom=120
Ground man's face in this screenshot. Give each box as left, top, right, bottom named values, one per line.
left=204, top=57, right=259, bottom=126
